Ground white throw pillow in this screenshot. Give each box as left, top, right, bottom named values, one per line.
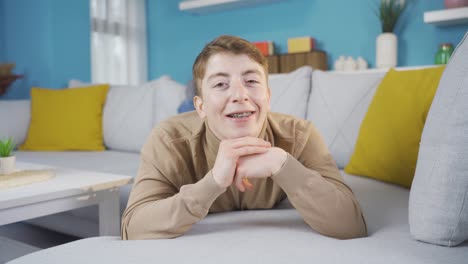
left=306, top=70, right=386, bottom=168
left=0, top=100, right=30, bottom=147
left=151, top=76, right=187, bottom=126
left=102, top=83, right=154, bottom=153
left=68, top=76, right=186, bottom=152
left=268, top=66, right=313, bottom=119
left=409, top=33, right=468, bottom=247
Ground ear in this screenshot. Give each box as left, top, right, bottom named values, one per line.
left=194, top=96, right=206, bottom=118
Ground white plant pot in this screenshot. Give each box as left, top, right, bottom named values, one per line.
left=376, top=33, right=398, bottom=69
left=0, top=156, right=16, bottom=175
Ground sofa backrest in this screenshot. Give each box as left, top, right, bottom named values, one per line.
left=0, top=99, right=30, bottom=147
left=69, top=76, right=186, bottom=153
left=0, top=65, right=437, bottom=159
left=306, top=70, right=387, bottom=168
left=269, top=66, right=312, bottom=119
left=268, top=65, right=438, bottom=168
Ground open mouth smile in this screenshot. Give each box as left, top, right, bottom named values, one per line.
left=226, top=111, right=255, bottom=119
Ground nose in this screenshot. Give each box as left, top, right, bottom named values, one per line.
left=231, top=79, right=248, bottom=103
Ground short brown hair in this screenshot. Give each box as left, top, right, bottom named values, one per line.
left=192, top=35, right=268, bottom=96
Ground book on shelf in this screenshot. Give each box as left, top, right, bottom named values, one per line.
left=287, top=37, right=315, bottom=54
left=253, top=41, right=275, bottom=56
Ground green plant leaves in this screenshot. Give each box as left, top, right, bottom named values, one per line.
left=378, top=0, right=408, bottom=33
left=0, top=137, right=15, bottom=157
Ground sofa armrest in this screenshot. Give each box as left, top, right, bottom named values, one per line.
left=0, top=100, right=30, bottom=146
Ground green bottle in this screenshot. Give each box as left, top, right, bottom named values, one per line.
left=435, top=43, right=454, bottom=65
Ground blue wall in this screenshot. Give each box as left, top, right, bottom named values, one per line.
left=1, top=0, right=90, bottom=99
left=0, top=0, right=4, bottom=61
left=2, top=0, right=54, bottom=99
left=148, top=0, right=467, bottom=84
left=1, top=0, right=466, bottom=99
left=49, top=0, right=91, bottom=88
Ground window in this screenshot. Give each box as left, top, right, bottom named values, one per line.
left=90, top=0, right=147, bottom=85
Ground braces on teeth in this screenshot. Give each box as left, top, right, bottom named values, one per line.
left=230, top=112, right=252, bottom=118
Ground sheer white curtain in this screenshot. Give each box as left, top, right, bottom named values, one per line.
left=90, top=0, right=147, bottom=85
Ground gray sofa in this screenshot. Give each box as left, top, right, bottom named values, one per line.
left=2, top=51, right=468, bottom=262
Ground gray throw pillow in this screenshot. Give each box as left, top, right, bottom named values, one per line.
left=409, top=32, right=468, bottom=247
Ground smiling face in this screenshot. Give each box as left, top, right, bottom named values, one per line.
left=194, top=52, right=271, bottom=140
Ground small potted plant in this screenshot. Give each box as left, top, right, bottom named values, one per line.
left=375, top=0, right=408, bottom=68
left=0, top=137, right=16, bottom=175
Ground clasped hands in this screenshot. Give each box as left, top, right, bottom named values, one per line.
left=212, top=137, right=287, bottom=192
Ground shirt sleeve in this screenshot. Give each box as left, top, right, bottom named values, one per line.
left=121, top=129, right=226, bottom=240
left=270, top=123, right=367, bottom=239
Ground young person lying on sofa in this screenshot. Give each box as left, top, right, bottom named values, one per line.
left=121, top=35, right=367, bottom=240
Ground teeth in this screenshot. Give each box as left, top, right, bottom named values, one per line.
left=229, top=112, right=252, bottom=118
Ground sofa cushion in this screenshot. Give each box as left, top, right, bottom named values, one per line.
left=409, top=33, right=468, bottom=246
left=0, top=100, right=30, bottom=147
left=151, top=76, right=187, bottom=127
left=269, top=66, right=312, bottom=119
left=345, top=66, right=445, bottom=188
left=69, top=76, right=186, bottom=153
left=102, top=83, right=154, bottom=153
left=306, top=70, right=386, bottom=168
left=10, top=172, right=468, bottom=264
left=20, top=85, right=109, bottom=151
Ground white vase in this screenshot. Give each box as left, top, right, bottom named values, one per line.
left=376, top=33, right=397, bottom=69
left=0, top=156, right=15, bottom=175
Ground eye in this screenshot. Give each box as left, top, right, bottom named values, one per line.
left=245, top=79, right=260, bottom=87
left=213, top=82, right=228, bottom=89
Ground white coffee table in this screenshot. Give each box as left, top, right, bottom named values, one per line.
left=0, top=162, right=132, bottom=236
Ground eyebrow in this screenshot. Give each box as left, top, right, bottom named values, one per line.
left=206, top=69, right=263, bottom=82
left=242, top=69, right=262, bottom=76
left=207, top=72, right=229, bottom=82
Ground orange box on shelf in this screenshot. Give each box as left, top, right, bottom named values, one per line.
left=253, top=41, right=274, bottom=56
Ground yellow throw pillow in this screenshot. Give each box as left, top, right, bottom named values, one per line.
left=20, top=84, right=109, bottom=151
left=344, top=66, right=445, bottom=188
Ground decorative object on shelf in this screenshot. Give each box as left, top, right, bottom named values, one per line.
left=343, top=56, right=358, bottom=71
left=435, top=43, right=455, bottom=64
left=287, top=37, right=315, bottom=54
left=444, top=0, right=468, bottom=8
left=0, top=63, right=23, bottom=97
left=334, top=56, right=368, bottom=71
left=277, top=50, right=328, bottom=72
left=375, top=0, right=408, bottom=68
left=357, top=56, right=369, bottom=70
left=0, top=137, right=16, bottom=175
left=253, top=41, right=275, bottom=56
left=334, top=56, right=346, bottom=71
left=0, top=63, right=14, bottom=76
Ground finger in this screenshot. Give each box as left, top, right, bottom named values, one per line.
left=242, top=178, right=254, bottom=190
left=234, top=172, right=246, bottom=192
left=230, top=137, right=271, bottom=149
left=233, top=146, right=269, bottom=157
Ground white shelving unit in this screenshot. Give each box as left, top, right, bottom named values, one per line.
left=179, top=0, right=284, bottom=14
left=424, top=7, right=468, bottom=26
